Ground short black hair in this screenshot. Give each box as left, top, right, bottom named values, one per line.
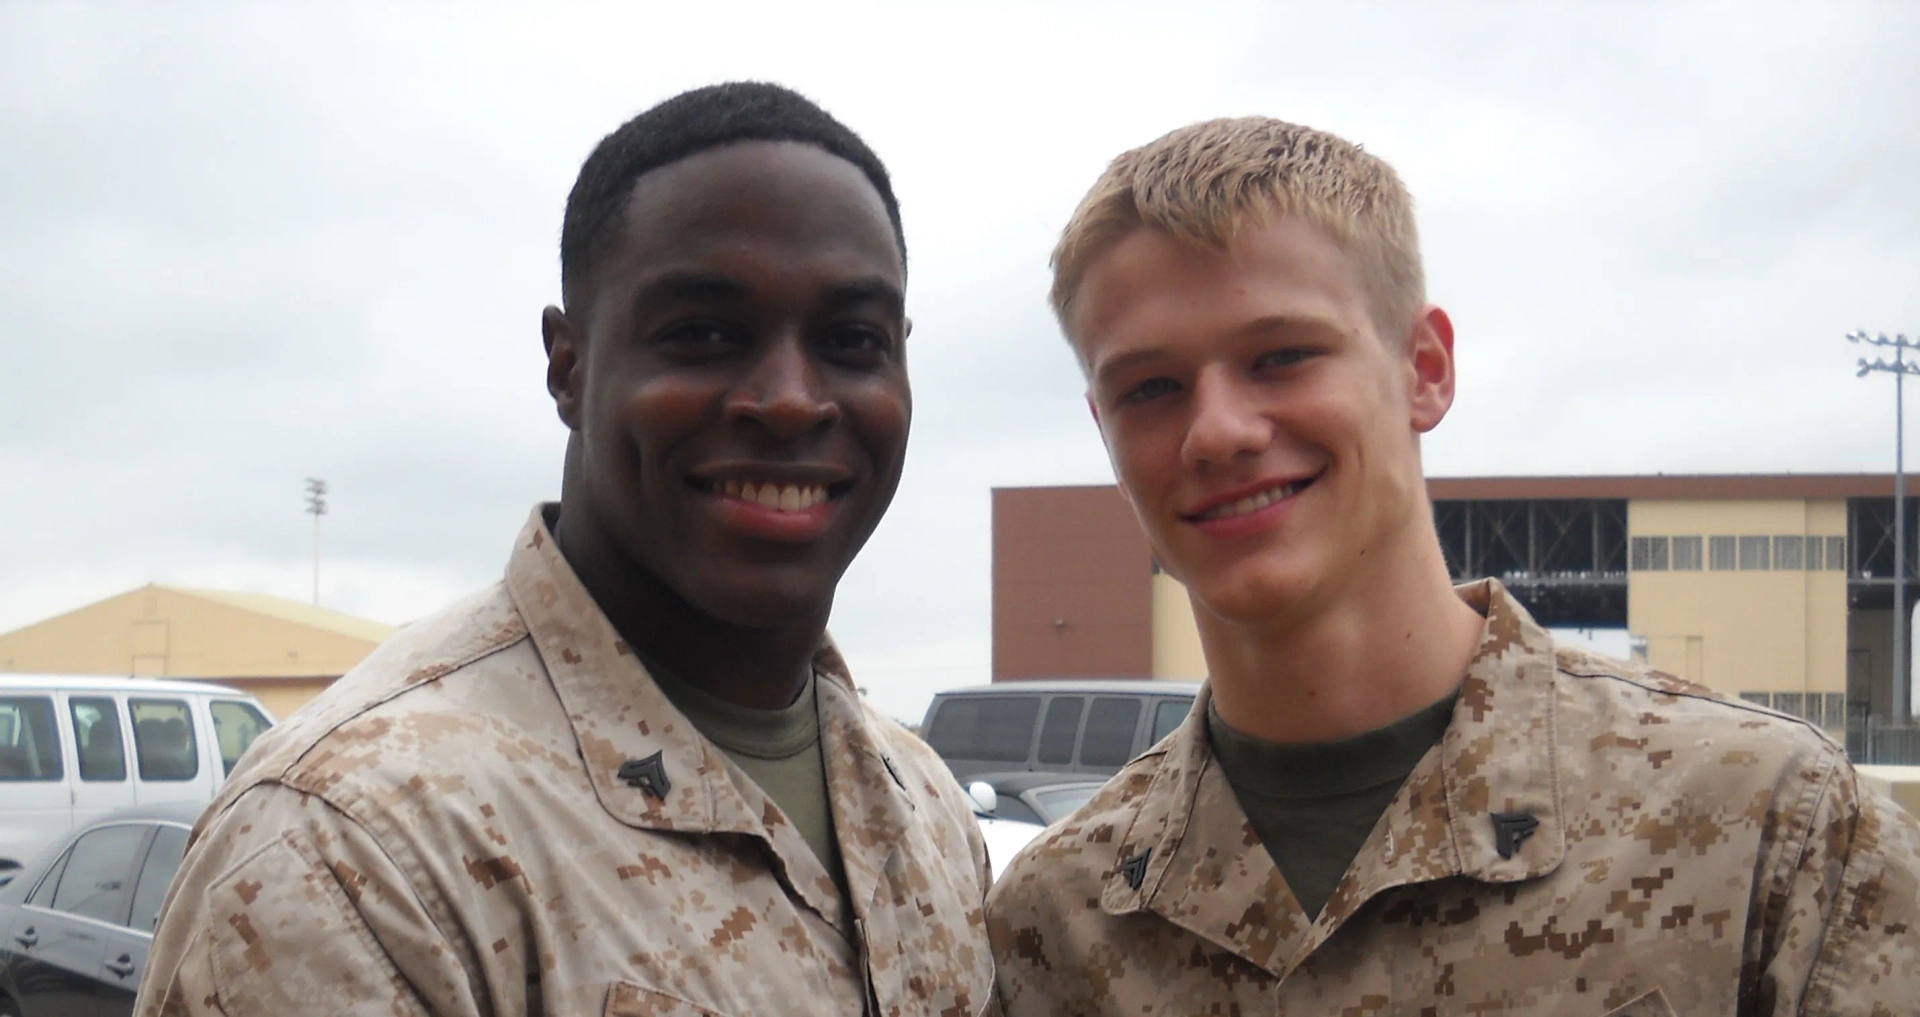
left=560, top=81, right=905, bottom=313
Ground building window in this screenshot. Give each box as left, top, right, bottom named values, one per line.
left=1774, top=535, right=1805, bottom=570
left=1774, top=692, right=1804, bottom=720
left=1826, top=535, right=1847, bottom=572
left=1671, top=536, right=1703, bottom=571
left=1630, top=536, right=1670, bottom=571
left=1823, top=692, right=1846, bottom=727
left=1806, top=537, right=1824, bottom=571
left=1709, top=536, right=1737, bottom=571
left=1737, top=536, right=1771, bottom=570
left=1738, top=691, right=1771, bottom=708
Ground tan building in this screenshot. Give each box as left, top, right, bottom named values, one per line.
left=994, top=475, right=1915, bottom=745
left=0, top=585, right=396, bottom=718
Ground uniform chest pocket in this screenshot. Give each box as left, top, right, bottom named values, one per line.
left=1598, top=988, right=1675, bottom=1017
left=605, top=983, right=738, bottom=1017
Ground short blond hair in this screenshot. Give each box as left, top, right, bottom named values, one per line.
left=1051, top=117, right=1423, bottom=343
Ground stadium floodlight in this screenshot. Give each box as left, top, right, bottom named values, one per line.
left=1850, top=331, right=1920, bottom=722
left=305, top=478, right=328, bottom=606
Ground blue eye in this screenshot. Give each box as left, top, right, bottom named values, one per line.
left=1256, top=348, right=1315, bottom=370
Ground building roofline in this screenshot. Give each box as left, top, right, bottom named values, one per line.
left=998, top=474, right=1920, bottom=502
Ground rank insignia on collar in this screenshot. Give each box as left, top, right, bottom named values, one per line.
left=1119, top=849, right=1152, bottom=890
left=618, top=751, right=671, bottom=800
left=1492, top=811, right=1539, bottom=859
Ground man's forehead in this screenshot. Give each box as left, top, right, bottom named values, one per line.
left=616, top=141, right=899, bottom=266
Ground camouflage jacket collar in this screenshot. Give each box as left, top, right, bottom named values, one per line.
left=501, top=507, right=912, bottom=929
left=1098, top=579, right=1566, bottom=977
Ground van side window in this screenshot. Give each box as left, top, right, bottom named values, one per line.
left=1079, top=697, right=1143, bottom=768
left=210, top=700, right=271, bottom=775
left=1151, top=699, right=1191, bottom=745
left=927, top=697, right=1040, bottom=764
left=70, top=696, right=128, bottom=782
left=1036, top=697, right=1084, bottom=766
left=0, top=696, right=63, bottom=782
left=130, top=699, right=199, bottom=781
left=49, top=824, right=148, bottom=925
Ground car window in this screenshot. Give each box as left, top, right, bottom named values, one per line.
left=210, top=700, right=271, bottom=775
left=1079, top=697, right=1143, bottom=768
left=926, top=696, right=1040, bottom=763
left=70, top=696, right=128, bottom=782
left=1151, top=698, right=1192, bottom=744
left=28, top=851, right=70, bottom=909
left=1032, top=785, right=1100, bottom=822
left=128, top=826, right=189, bottom=933
left=1035, top=696, right=1084, bottom=766
left=993, top=796, right=1044, bottom=824
left=0, top=695, right=63, bottom=782
left=49, top=824, right=148, bottom=924
left=130, top=698, right=198, bottom=781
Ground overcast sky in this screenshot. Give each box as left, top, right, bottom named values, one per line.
left=3, top=2, right=1916, bottom=722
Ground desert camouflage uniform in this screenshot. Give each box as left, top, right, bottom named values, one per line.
left=135, top=507, right=996, bottom=1017
left=989, top=580, right=1920, bottom=1016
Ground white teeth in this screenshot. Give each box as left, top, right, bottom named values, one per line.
left=714, top=480, right=829, bottom=512
left=1197, top=479, right=1309, bottom=521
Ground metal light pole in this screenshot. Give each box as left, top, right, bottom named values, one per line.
left=1851, top=330, right=1920, bottom=721
left=304, top=477, right=328, bottom=607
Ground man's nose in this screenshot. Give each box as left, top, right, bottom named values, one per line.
left=726, top=335, right=840, bottom=441
left=1180, top=366, right=1271, bottom=471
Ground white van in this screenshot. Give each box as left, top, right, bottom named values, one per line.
left=0, top=675, right=275, bottom=875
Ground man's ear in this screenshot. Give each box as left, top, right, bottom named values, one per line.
left=542, top=305, right=584, bottom=431
left=1404, top=305, right=1456, bottom=434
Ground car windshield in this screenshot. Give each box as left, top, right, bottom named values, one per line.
left=1031, top=785, right=1099, bottom=822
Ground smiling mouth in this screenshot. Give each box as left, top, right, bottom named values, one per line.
left=1185, top=472, right=1324, bottom=523
left=690, top=477, right=854, bottom=512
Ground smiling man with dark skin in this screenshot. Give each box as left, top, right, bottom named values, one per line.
left=135, top=83, right=996, bottom=1017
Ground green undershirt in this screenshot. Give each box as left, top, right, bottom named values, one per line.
left=646, top=663, right=849, bottom=905
left=1206, top=691, right=1457, bottom=920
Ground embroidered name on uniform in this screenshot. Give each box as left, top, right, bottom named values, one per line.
left=1119, top=849, right=1152, bottom=890
left=618, top=751, right=671, bottom=800
left=1492, top=811, right=1539, bottom=859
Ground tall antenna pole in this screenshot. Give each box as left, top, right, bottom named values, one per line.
left=304, top=477, right=328, bottom=607
left=1851, top=330, right=1920, bottom=721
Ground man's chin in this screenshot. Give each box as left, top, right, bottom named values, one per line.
left=1186, top=562, right=1323, bottom=628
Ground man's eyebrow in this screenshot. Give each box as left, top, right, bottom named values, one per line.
left=633, top=271, right=752, bottom=307
left=1092, top=346, right=1173, bottom=388
left=820, top=276, right=905, bottom=317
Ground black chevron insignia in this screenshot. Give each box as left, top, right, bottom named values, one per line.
left=1492, top=811, right=1539, bottom=859
left=617, top=751, right=671, bottom=800
left=1119, top=849, right=1151, bottom=890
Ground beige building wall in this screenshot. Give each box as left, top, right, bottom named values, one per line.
left=1150, top=573, right=1209, bottom=680
left=220, top=678, right=338, bottom=721
left=0, top=585, right=394, bottom=716
left=0, top=586, right=388, bottom=679
left=1627, top=499, right=1846, bottom=703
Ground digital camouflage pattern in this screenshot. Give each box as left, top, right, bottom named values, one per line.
left=135, top=507, right=997, bottom=1017
left=988, top=580, right=1920, bottom=1016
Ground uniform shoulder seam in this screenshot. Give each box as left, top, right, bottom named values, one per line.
left=1556, top=663, right=1837, bottom=745
left=272, top=627, right=531, bottom=784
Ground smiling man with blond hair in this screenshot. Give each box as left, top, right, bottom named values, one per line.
left=986, top=116, right=1920, bottom=1015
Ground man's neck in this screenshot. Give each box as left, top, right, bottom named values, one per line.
left=550, top=504, right=822, bottom=711
left=1200, top=524, right=1484, bottom=745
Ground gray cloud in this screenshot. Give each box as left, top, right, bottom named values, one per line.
left=2, top=1, right=1915, bottom=722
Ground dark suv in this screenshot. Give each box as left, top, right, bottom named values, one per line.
left=921, top=681, right=1201, bottom=784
